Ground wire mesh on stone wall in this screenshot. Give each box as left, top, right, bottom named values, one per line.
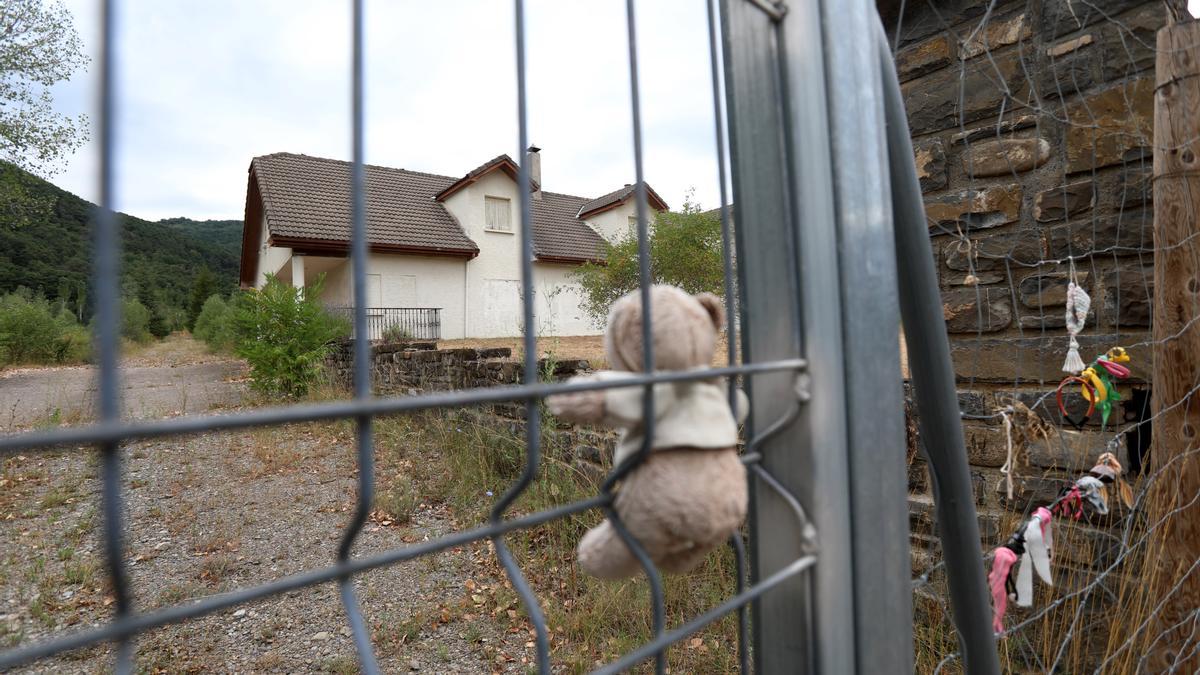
left=0, top=1, right=821, bottom=673
left=883, top=1, right=1200, bottom=672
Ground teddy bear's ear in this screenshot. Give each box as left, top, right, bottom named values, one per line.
left=694, top=292, right=725, bottom=330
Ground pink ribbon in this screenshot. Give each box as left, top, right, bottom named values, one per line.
left=989, top=546, right=1019, bottom=634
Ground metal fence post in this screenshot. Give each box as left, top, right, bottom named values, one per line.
left=723, top=0, right=912, bottom=672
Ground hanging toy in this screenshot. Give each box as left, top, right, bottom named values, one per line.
left=1078, top=347, right=1132, bottom=427
left=1061, top=259, right=1091, bottom=374
left=1090, top=451, right=1134, bottom=509
left=1056, top=347, right=1131, bottom=428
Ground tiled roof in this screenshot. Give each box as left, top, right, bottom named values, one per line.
left=246, top=152, right=659, bottom=265
left=530, top=191, right=607, bottom=263
left=577, top=182, right=669, bottom=218
left=250, top=153, right=478, bottom=255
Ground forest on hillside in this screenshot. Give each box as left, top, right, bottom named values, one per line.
left=0, top=162, right=242, bottom=327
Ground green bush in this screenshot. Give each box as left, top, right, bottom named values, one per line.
left=120, top=298, right=152, bottom=343
left=231, top=275, right=349, bottom=397
left=0, top=289, right=90, bottom=365
left=192, top=294, right=235, bottom=351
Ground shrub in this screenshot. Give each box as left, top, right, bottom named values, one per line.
left=120, top=298, right=152, bottom=342
left=192, top=294, right=235, bottom=351
left=381, top=323, right=413, bottom=343
left=231, top=275, right=349, bottom=397
left=0, top=289, right=90, bottom=365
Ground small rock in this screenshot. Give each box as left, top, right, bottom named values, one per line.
left=233, top=609, right=246, bottom=618
left=341, top=626, right=353, bottom=637
left=409, top=659, right=420, bottom=671
left=313, top=631, right=332, bottom=641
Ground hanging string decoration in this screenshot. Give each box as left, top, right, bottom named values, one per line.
left=1062, top=259, right=1091, bottom=374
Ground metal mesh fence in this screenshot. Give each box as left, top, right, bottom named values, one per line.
left=883, top=1, right=1200, bottom=672
left=0, top=1, right=819, bottom=673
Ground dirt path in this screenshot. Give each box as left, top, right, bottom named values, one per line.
left=0, top=335, right=247, bottom=430
left=1, top=337, right=537, bottom=673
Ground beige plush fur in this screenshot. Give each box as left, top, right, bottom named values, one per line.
left=547, top=285, right=748, bottom=579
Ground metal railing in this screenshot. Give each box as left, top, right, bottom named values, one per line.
left=0, top=0, right=999, bottom=673
left=328, top=306, right=441, bottom=341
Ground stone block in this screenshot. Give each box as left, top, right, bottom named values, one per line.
left=951, top=114, right=1037, bottom=146
left=1046, top=34, right=1095, bottom=58
left=1098, top=4, right=1168, bottom=81
left=1065, top=77, right=1154, bottom=173
left=959, top=12, right=1031, bottom=60
left=1035, top=180, right=1096, bottom=222
left=904, top=53, right=1026, bottom=135
left=1019, top=272, right=1090, bottom=310
left=925, top=184, right=1022, bottom=234
left=963, top=424, right=1008, bottom=467
left=891, top=0, right=987, bottom=48
left=914, top=138, right=947, bottom=192
left=942, top=287, right=1012, bottom=333
left=1102, top=266, right=1153, bottom=328
left=949, top=334, right=1149, bottom=383
left=1046, top=208, right=1152, bottom=259
left=943, top=231, right=1043, bottom=272
left=1042, top=0, right=1146, bottom=39
left=479, top=347, right=512, bottom=359
left=962, top=138, right=1050, bottom=177
left=1035, top=46, right=1097, bottom=100
left=946, top=271, right=1006, bottom=286
left=895, top=33, right=951, bottom=81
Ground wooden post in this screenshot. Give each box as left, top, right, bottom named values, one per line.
left=1150, top=17, right=1200, bottom=672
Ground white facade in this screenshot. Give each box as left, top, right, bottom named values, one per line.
left=252, top=170, right=646, bottom=339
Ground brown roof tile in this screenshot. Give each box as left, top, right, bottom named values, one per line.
left=577, top=182, right=669, bottom=219
left=251, top=153, right=479, bottom=256
left=247, top=152, right=659, bottom=265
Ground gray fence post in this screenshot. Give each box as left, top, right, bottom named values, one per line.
left=722, top=0, right=910, bottom=672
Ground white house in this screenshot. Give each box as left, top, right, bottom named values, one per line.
left=238, top=148, right=668, bottom=339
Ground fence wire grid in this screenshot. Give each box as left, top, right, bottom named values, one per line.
left=4, top=0, right=1199, bottom=673
left=0, top=0, right=821, bottom=673
left=886, top=0, right=1200, bottom=673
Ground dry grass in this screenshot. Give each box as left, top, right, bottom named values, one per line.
left=373, top=409, right=742, bottom=673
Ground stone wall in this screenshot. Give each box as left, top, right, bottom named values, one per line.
left=326, top=340, right=617, bottom=481
left=886, top=0, right=1168, bottom=546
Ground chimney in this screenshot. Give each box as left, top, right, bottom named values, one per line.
left=526, top=145, right=542, bottom=200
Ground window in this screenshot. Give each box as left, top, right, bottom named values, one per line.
left=485, top=196, right=512, bottom=232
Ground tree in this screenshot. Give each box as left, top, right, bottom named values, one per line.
left=187, top=266, right=217, bottom=330
left=1, top=0, right=90, bottom=227
left=572, top=193, right=730, bottom=325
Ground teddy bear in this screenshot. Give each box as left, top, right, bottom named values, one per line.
left=546, top=285, right=749, bottom=579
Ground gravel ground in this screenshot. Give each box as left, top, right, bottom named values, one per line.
left=0, top=338, right=543, bottom=673
left=0, top=336, right=247, bottom=430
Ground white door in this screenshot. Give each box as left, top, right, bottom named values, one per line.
left=483, top=279, right=522, bottom=337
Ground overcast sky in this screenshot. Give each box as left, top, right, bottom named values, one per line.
left=50, top=0, right=726, bottom=221
left=47, top=1, right=1200, bottom=222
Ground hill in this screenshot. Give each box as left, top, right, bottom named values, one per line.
left=0, top=163, right=241, bottom=322
left=159, top=217, right=243, bottom=257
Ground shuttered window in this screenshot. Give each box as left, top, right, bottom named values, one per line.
left=485, top=196, right=512, bottom=232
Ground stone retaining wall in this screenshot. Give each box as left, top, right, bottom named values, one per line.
left=885, top=0, right=1168, bottom=560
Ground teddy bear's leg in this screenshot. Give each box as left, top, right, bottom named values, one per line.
left=577, top=520, right=642, bottom=580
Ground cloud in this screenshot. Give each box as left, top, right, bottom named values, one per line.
left=50, top=0, right=726, bottom=221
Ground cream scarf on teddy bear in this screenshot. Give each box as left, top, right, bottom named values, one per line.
left=579, top=370, right=750, bottom=467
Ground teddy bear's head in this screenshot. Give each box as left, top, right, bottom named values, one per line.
left=603, top=285, right=725, bottom=372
